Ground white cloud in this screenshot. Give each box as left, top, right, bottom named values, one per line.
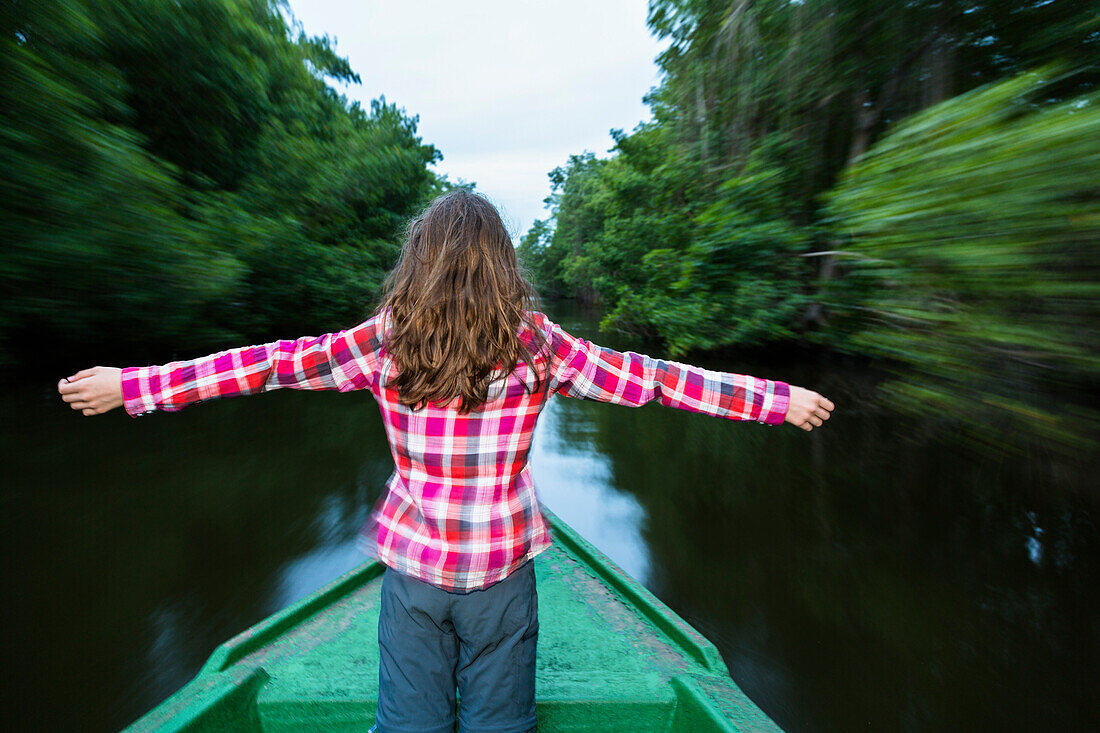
left=284, top=0, right=666, bottom=236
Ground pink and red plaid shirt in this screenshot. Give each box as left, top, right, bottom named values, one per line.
left=121, top=310, right=790, bottom=592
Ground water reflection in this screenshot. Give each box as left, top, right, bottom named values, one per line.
left=143, top=602, right=197, bottom=702
left=273, top=542, right=365, bottom=610
left=531, top=397, right=651, bottom=584
left=2, top=304, right=1098, bottom=731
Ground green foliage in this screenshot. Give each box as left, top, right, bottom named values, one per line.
left=88, top=0, right=280, bottom=191
left=0, top=0, right=244, bottom=360
left=531, top=0, right=1100, bottom=356
left=616, top=157, right=813, bottom=355
left=1, top=0, right=442, bottom=365
left=826, top=68, right=1100, bottom=454
left=516, top=219, right=560, bottom=298
left=524, top=0, right=1100, bottom=452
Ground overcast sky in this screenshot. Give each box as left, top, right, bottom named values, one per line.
left=283, top=0, right=666, bottom=239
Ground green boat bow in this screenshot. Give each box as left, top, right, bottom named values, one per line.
left=124, top=509, right=781, bottom=732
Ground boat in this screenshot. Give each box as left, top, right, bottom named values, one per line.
left=123, top=508, right=781, bottom=732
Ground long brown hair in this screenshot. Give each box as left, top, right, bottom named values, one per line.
left=378, top=190, right=547, bottom=413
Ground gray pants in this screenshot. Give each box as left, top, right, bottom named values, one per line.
left=374, top=560, right=539, bottom=733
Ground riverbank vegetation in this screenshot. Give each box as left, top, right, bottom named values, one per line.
left=4, top=0, right=1097, bottom=455
left=2, top=0, right=449, bottom=367
left=518, top=0, right=1099, bottom=455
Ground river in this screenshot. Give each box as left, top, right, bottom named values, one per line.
left=2, top=301, right=1097, bottom=731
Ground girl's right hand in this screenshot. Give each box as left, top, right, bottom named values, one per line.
left=785, top=385, right=834, bottom=431
left=58, top=367, right=124, bottom=416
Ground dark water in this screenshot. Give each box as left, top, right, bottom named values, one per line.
left=2, top=302, right=1097, bottom=731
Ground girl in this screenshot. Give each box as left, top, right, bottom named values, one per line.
left=58, top=189, right=834, bottom=733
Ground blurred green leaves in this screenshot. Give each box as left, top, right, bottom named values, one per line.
left=1, top=0, right=442, bottom=366
left=827, top=67, right=1100, bottom=454
left=523, top=0, right=1100, bottom=454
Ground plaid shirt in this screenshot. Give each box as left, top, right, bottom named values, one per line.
left=121, top=310, right=790, bottom=592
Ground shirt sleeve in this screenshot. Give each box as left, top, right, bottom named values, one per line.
left=539, top=313, right=790, bottom=425
left=119, top=312, right=386, bottom=417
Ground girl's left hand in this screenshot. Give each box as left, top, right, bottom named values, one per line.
left=785, top=385, right=834, bottom=432
left=58, top=367, right=123, bottom=416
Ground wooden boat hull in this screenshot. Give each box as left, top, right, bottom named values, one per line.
left=125, top=509, right=780, bottom=732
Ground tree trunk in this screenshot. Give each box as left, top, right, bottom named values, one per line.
left=804, top=87, right=876, bottom=330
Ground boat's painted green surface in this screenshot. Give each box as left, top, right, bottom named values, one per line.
left=124, top=509, right=781, bottom=732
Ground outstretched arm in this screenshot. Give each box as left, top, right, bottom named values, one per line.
left=58, top=314, right=386, bottom=417
left=542, top=314, right=833, bottom=430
